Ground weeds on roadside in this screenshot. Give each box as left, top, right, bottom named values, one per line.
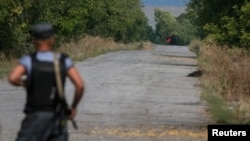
left=59, top=36, right=152, bottom=61
left=0, top=36, right=152, bottom=79
left=195, top=42, right=250, bottom=124
left=189, top=39, right=203, bottom=56
left=0, top=54, right=16, bottom=79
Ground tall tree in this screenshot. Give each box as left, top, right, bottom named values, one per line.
left=186, top=0, right=250, bottom=47
left=0, top=0, right=152, bottom=56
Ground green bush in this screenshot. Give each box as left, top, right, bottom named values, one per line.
left=0, top=0, right=152, bottom=57
left=187, top=0, right=250, bottom=48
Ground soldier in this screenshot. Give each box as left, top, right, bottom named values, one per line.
left=8, top=23, right=84, bottom=141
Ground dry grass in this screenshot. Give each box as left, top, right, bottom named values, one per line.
left=59, top=36, right=152, bottom=61
left=0, top=36, right=153, bottom=79
left=189, top=39, right=203, bottom=56
left=198, top=44, right=250, bottom=123
left=0, top=53, right=17, bottom=79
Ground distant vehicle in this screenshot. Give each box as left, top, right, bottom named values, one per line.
left=166, top=35, right=180, bottom=45
left=166, top=37, right=172, bottom=44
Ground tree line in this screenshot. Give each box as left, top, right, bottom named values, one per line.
left=153, top=0, right=250, bottom=47
left=186, top=0, right=250, bottom=47
left=0, top=0, right=152, bottom=57
left=153, top=8, right=196, bottom=45
left=4, top=0, right=241, bottom=56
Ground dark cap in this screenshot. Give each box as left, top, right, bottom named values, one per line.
left=31, top=23, right=54, bottom=40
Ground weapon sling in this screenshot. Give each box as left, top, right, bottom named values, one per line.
left=53, top=53, right=78, bottom=129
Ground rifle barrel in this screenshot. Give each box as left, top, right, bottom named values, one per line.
left=71, top=120, right=78, bottom=130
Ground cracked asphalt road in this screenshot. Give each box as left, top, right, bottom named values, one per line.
left=0, top=45, right=209, bottom=141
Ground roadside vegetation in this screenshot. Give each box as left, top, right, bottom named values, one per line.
left=190, top=41, right=250, bottom=124
left=187, top=0, right=250, bottom=124
left=59, top=36, right=152, bottom=61
left=0, top=54, right=15, bottom=79
left=0, top=0, right=152, bottom=79
left=0, top=0, right=152, bottom=56
left=0, top=36, right=152, bottom=79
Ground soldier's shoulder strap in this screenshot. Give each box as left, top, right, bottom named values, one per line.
left=53, top=52, right=64, bottom=99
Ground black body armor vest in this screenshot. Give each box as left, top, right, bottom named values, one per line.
left=25, top=52, right=67, bottom=113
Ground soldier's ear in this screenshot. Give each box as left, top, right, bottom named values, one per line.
left=48, top=36, right=55, bottom=46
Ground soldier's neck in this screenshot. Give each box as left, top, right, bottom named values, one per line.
left=37, top=45, right=52, bottom=52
